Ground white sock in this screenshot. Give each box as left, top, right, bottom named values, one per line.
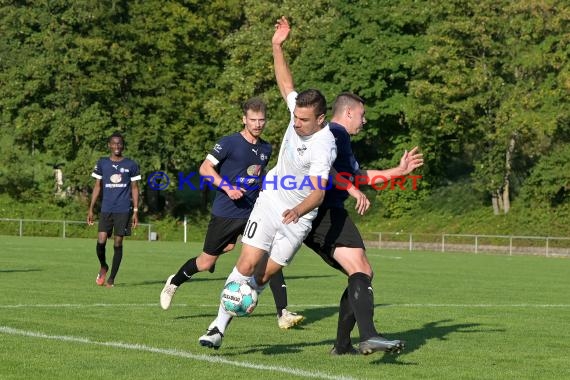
left=248, top=276, right=267, bottom=295
left=214, top=304, right=233, bottom=335
left=226, top=266, right=251, bottom=285
left=214, top=267, right=251, bottom=335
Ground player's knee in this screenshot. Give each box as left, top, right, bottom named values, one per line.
left=236, top=261, right=256, bottom=276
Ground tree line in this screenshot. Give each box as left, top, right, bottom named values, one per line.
left=1, top=0, right=568, bottom=218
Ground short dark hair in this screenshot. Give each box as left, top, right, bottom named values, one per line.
left=296, top=89, right=327, bottom=118
left=108, top=132, right=124, bottom=143
left=332, top=92, right=365, bottom=116
left=242, top=97, right=267, bottom=115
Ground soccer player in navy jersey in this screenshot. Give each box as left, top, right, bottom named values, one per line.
left=304, top=93, right=423, bottom=355
left=160, top=98, right=304, bottom=329
left=88, top=132, right=141, bottom=288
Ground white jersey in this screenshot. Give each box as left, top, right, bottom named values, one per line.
left=261, top=91, right=337, bottom=221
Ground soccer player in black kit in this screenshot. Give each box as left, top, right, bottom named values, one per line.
left=304, top=91, right=423, bottom=355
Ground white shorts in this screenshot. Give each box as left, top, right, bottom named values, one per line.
left=241, top=191, right=312, bottom=266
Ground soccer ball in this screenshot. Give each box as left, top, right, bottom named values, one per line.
left=220, top=280, right=258, bottom=317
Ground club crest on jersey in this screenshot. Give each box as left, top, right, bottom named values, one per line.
left=260, top=153, right=268, bottom=161
left=246, top=164, right=262, bottom=177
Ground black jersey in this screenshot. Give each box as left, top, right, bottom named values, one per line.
left=322, top=122, right=360, bottom=208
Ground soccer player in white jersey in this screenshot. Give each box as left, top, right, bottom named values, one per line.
left=198, top=17, right=337, bottom=350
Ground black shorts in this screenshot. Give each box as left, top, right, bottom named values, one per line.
left=202, top=215, right=247, bottom=255
left=98, top=212, right=132, bottom=237
left=304, top=207, right=365, bottom=272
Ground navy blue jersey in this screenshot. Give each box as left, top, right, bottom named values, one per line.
left=322, top=122, right=360, bottom=208
left=91, top=157, right=141, bottom=213
left=206, top=132, right=272, bottom=219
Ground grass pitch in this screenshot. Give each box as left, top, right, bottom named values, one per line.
left=1, top=236, right=569, bottom=379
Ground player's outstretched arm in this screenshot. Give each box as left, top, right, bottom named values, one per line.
left=272, top=16, right=294, bottom=101
left=362, top=147, right=424, bottom=186
left=281, top=176, right=326, bottom=224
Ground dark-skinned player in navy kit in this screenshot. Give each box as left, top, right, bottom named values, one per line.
left=88, top=132, right=141, bottom=288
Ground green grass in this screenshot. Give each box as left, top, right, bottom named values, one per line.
left=1, top=236, right=569, bottom=379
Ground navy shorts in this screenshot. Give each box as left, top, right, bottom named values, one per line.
left=203, top=215, right=247, bottom=255
left=98, top=212, right=132, bottom=237
left=304, top=207, right=365, bottom=272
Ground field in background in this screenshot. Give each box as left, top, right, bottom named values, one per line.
left=1, top=236, right=569, bottom=379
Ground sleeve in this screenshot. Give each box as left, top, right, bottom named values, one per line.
left=130, top=161, right=141, bottom=182
left=286, top=91, right=298, bottom=114
left=308, top=133, right=337, bottom=179
left=330, top=129, right=359, bottom=176
left=206, top=136, right=231, bottom=166
left=91, top=159, right=103, bottom=180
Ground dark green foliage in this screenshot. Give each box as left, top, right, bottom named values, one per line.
left=1, top=0, right=569, bottom=229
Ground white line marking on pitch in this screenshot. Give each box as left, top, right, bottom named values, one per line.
left=1, top=303, right=569, bottom=309
left=0, top=326, right=359, bottom=380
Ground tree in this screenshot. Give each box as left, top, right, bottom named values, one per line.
left=0, top=0, right=243, bottom=215
left=407, top=0, right=570, bottom=214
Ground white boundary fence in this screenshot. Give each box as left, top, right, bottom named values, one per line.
left=362, top=232, right=570, bottom=258
left=0, top=218, right=153, bottom=241
left=1, top=218, right=569, bottom=257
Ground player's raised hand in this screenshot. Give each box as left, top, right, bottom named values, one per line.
left=272, top=16, right=290, bottom=46
left=399, top=147, right=424, bottom=175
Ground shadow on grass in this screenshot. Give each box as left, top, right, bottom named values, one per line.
left=218, top=317, right=503, bottom=362
left=0, top=269, right=42, bottom=273
left=370, top=319, right=505, bottom=365
left=123, top=274, right=336, bottom=287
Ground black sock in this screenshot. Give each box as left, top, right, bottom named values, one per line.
left=108, top=245, right=123, bottom=281
left=171, top=257, right=198, bottom=286
left=348, top=272, right=378, bottom=341
left=269, top=269, right=287, bottom=317
left=335, top=287, right=356, bottom=350
left=96, top=242, right=107, bottom=268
